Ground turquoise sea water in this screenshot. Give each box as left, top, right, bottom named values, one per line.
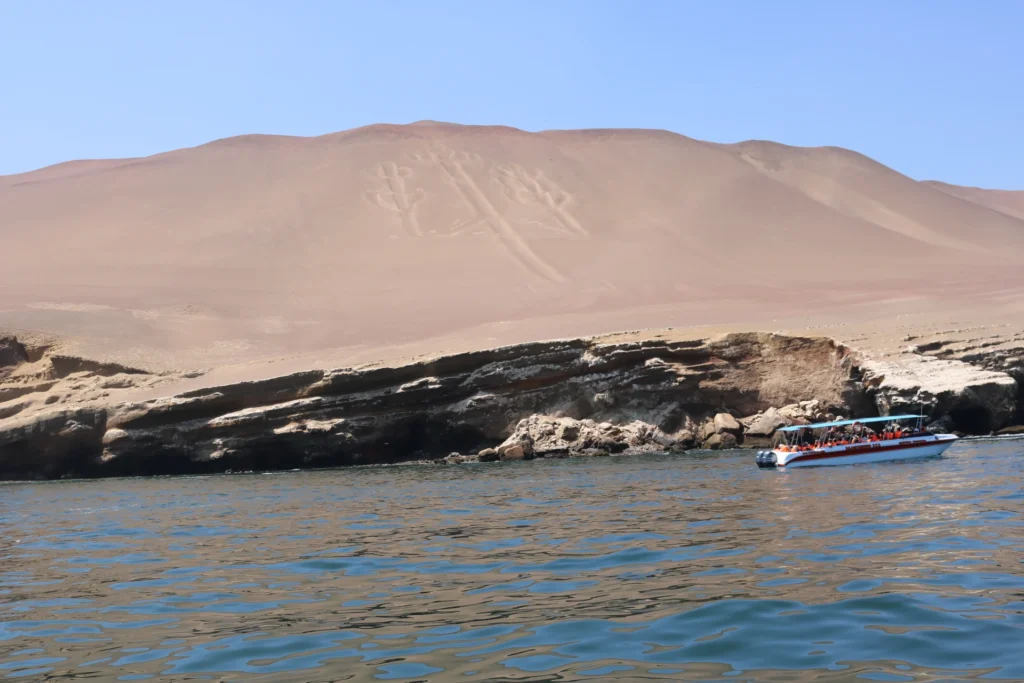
left=2, top=440, right=1023, bottom=681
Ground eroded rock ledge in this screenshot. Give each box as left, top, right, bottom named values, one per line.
left=1, top=332, right=1020, bottom=479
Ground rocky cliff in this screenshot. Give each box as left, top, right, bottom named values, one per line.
left=0, top=331, right=1020, bottom=479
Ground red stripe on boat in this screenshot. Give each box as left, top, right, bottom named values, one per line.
left=783, top=439, right=939, bottom=465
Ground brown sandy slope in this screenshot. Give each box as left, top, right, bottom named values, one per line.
left=923, top=181, right=1024, bottom=221
left=2, top=121, right=1024, bottom=382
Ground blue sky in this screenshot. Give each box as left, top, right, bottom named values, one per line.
left=2, top=1, right=1021, bottom=188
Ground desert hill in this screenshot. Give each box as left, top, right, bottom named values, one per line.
left=923, top=180, right=1024, bottom=221
left=2, top=121, right=1023, bottom=372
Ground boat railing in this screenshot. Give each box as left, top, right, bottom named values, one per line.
left=777, top=427, right=931, bottom=452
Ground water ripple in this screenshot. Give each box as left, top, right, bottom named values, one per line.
left=2, top=439, right=1023, bottom=680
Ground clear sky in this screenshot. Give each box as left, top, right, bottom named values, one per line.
left=2, top=1, right=1021, bottom=188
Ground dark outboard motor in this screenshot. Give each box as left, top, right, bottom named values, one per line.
left=755, top=451, right=778, bottom=468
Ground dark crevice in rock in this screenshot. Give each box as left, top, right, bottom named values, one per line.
left=949, top=405, right=992, bottom=434
left=49, top=355, right=150, bottom=379
left=0, top=336, right=29, bottom=368
left=0, top=409, right=107, bottom=480
left=360, top=416, right=489, bottom=463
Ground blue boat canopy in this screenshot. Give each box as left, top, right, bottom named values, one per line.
left=777, top=414, right=921, bottom=432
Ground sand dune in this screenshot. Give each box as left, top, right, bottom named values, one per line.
left=2, top=122, right=1023, bottom=371
left=923, top=180, right=1024, bottom=221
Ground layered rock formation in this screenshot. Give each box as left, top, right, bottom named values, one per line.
left=0, top=330, right=1020, bottom=480
left=860, top=356, right=1017, bottom=434
left=906, top=337, right=1024, bottom=428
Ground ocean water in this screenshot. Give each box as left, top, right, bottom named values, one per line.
left=2, top=440, right=1023, bottom=682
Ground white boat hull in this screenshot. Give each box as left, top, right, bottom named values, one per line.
left=756, top=434, right=958, bottom=469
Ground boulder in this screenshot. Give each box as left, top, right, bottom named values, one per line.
left=477, top=447, right=500, bottom=462
left=778, top=400, right=825, bottom=422
left=996, top=425, right=1024, bottom=435
left=703, top=432, right=738, bottom=450
left=559, top=423, right=580, bottom=442
left=665, top=430, right=696, bottom=452
left=700, top=420, right=717, bottom=442
left=713, top=413, right=742, bottom=436
left=739, top=413, right=760, bottom=429
left=498, top=444, right=526, bottom=461
left=572, top=448, right=610, bottom=457
left=496, top=418, right=542, bottom=456
left=744, top=407, right=789, bottom=437
left=497, top=414, right=693, bottom=457
left=594, top=436, right=627, bottom=453
left=101, top=428, right=129, bottom=445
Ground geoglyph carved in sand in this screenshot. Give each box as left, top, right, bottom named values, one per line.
left=364, top=162, right=425, bottom=237
left=494, top=164, right=588, bottom=237
left=408, top=147, right=568, bottom=283
left=363, top=151, right=584, bottom=282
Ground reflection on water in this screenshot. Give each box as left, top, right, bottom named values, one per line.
left=2, top=440, right=1023, bottom=681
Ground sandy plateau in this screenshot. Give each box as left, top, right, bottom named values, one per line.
left=2, top=122, right=1023, bottom=477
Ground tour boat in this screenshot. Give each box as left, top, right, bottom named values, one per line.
left=755, top=414, right=958, bottom=469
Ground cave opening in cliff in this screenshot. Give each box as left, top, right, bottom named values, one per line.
left=948, top=405, right=991, bottom=435
left=368, top=416, right=489, bottom=462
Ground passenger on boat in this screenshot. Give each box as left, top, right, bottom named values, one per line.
left=884, top=423, right=906, bottom=440
left=849, top=422, right=868, bottom=443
